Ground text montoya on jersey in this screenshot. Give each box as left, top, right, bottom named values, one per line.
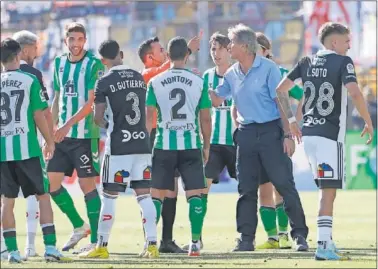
left=161, top=75, right=193, bottom=87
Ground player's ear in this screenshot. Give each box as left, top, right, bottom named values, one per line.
left=120, top=51, right=124, bottom=60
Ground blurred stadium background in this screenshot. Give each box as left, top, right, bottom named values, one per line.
left=1, top=1, right=376, bottom=193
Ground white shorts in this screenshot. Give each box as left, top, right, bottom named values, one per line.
left=101, top=154, right=152, bottom=192
left=303, top=136, right=345, bottom=189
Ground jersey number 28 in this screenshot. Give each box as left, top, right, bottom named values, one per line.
left=303, top=81, right=335, bottom=117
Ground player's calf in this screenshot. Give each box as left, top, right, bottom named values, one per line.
left=25, top=195, right=39, bottom=258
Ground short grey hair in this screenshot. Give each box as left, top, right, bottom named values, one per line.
left=228, top=24, right=258, bottom=55
left=12, top=30, right=38, bottom=47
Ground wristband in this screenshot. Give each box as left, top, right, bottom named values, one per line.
left=288, top=116, right=296, bottom=124
left=284, top=134, right=293, bottom=140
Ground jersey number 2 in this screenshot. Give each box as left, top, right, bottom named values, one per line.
left=303, top=81, right=335, bottom=117
left=0, top=90, right=25, bottom=126
left=170, top=88, right=187, bottom=120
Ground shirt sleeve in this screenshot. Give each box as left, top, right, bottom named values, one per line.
left=146, top=82, right=157, bottom=107
left=94, top=78, right=107, bottom=104
left=287, top=57, right=304, bottom=81
left=88, top=60, right=105, bottom=90
left=341, top=56, right=358, bottom=85
left=36, top=70, right=49, bottom=101
left=268, top=64, right=282, bottom=99
left=53, top=57, right=60, bottom=92
left=214, top=74, right=232, bottom=99
left=199, top=78, right=212, bottom=109
left=30, top=77, right=48, bottom=112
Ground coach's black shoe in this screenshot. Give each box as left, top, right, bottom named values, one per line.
left=232, top=238, right=254, bottom=252
left=159, top=240, right=186, bottom=253
left=293, top=235, right=309, bottom=252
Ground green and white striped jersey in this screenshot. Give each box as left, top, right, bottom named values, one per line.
left=53, top=51, right=104, bottom=139
left=203, top=67, right=234, bottom=146
left=146, top=68, right=212, bottom=150
left=1, top=70, right=48, bottom=161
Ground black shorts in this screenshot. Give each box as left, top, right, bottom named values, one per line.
left=205, top=144, right=236, bottom=184
left=0, top=157, right=49, bottom=198
left=150, top=129, right=180, bottom=178
left=47, top=138, right=99, bottom=178
left=152, top=149, right=206, bottom=191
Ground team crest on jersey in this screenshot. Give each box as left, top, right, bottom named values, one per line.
left=209, top=82, right=213, bottom=90
left=143, top=166, right=152, bottom=180
left=39, top=90, right=46, bottom=102
left=317, top=163, right=334, bottom=178
left=64, top=80, right=77, bottom=97
left=114, top=170, right=130, bottom=184
left=346, top=63, right=355, bottom=74
left=97, top=70, right=104, bottom=78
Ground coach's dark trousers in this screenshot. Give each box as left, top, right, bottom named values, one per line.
left=234, top=119, right=308, bottom=241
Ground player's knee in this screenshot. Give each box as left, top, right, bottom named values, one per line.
left=185, top=189, right=202, bottom=199
left=103, top=190, right=119, bottom=199
left=79, top=177, right=97, bottom=194
left=48, top=173, right=65, bottom=192
left=151, top=188, right=164, bottom=200
left=165, top=189, right=177, bottom=198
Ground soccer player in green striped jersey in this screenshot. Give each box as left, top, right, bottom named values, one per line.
left=0, top=38, right=70, bottom=263
left=183, top=32, right=234, bottom=252
left=146, top=37, right=212, bottom=257
left=47, top=23, right=103, bottom=253
left=254, top=32, right=304, bottom=250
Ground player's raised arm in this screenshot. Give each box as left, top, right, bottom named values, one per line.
left=146, top=82, right=157, bottom=134
left=342, top=58, right=374, bottom=144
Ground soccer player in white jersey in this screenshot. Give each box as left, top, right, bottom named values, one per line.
left=182, top=32, right=233, bottom=251
left=146, top=37, right=212, bottom=256
left=79, top=40, right=158, bottom=259
left=0, top=38, right=70, bottom=263
left=48, top=23, right=104, bottom=252
left=276, top=22, right=374, bottom=260
left=12, top=30, right=54, bottom=259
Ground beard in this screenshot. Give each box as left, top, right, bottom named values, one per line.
left=69, top=46, right=84, bottom=57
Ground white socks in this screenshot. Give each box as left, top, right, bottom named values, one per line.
left=97, top=193, right=117, bottom=247
left=317, top=216, right=333, bottom=249
left=26, top=196, right=39, bottom=247
left=137, top=194, right=157, bottom=242
left=0, top=228, right=6, bottom=253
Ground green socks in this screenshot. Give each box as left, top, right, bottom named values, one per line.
left=41, top=224, right=57, bottom=246
left=188, top=196, right=204, bottom=241
left=276, top=202, right=289, bottom=234
left=153, top=198, right=163, bottom=224
left=259, top=206, right=278, bottom=239
left=202, top=194, right=208, bottom=220
left=85, top=190, right=101, bottom=244
left=50, top=187, right=85, bottom=229
left=3, top=229, right=18, bottom=252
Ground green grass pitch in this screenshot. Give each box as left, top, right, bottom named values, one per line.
left=1, top=191, right=376, bottom=268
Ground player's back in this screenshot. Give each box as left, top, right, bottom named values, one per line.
left=148, top=68, right=205, bottom=150
left=99, top=66, right=149, bottom=155
left=293, top=50, right=356, bottom=142
left=0, top=70, right=45, bottom=161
